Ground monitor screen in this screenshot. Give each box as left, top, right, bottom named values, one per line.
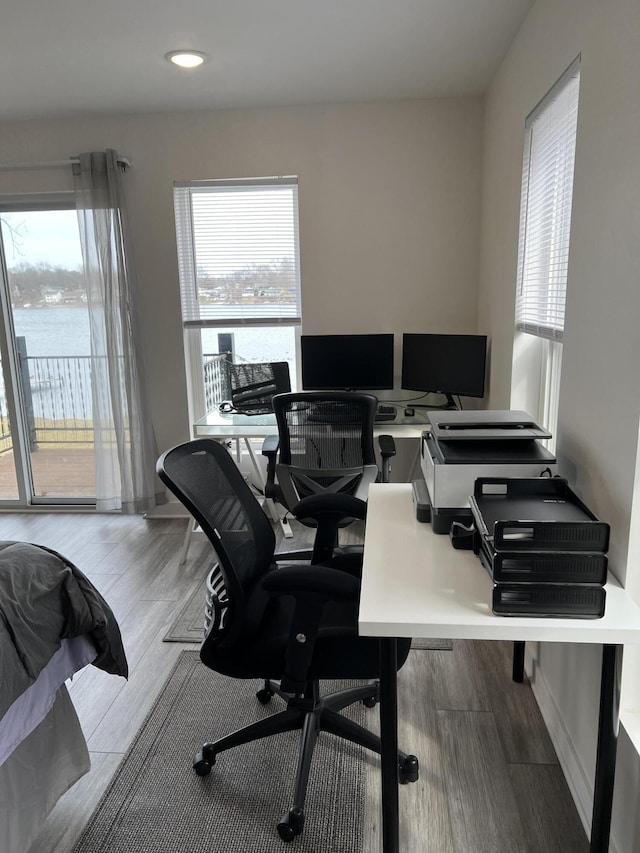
left=401, top=333, right=487, bottom=399
left=301, top=334, right=394, bottom=391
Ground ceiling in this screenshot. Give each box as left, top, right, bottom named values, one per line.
left=1, top=0, right=534, bottom=122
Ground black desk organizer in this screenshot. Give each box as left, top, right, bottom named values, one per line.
left=469, top=477, right=609, bottom=618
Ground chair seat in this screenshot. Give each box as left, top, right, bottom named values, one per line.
left=201, top=564, right=412, bottom=681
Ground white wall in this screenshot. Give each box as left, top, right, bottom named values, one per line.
left=479, top=0, right=640, bottom=848
left=0, top=97, right=483, bottom=454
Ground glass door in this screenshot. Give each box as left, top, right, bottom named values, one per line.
left=0, top=196, right=96, bottom=504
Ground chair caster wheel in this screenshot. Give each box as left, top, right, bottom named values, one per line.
left=193, top=747, right=215, bottom=776
left=399, top=754, right=419, bottom=784
left=256, top=687, right=274, bottom=704
left=277, top=807, right=304, bottom=842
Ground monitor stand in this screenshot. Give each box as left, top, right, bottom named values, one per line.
left=428, top=393, right=458, bottom=410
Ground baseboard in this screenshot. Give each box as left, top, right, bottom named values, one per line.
left=526, top=647, right=621, bottom=853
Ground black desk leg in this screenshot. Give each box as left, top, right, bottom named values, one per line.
left=379, top=638, right=399, bottom=853
left=512, top=640, right=525, bottom=683
left=590, top=643, right=623, bottom=853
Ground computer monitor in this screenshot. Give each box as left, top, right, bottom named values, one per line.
left=401, top=333, right=487, bottom=406
left=301, top=334, right=394, bottom=391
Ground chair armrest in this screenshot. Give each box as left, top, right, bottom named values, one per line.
left=292, top=493, right=367, bottom=564
left=377, top=434, right=396, bottom=483
left=377, top=434, right=396, bottom=458
left=292, top=493, right=367, bottom=523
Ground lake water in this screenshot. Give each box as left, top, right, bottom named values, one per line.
left=8, top=307, right=297, bottom=419
left=12, top=306, right=295, bottom=364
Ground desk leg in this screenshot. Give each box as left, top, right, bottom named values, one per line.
left=379, top=638, right=399, bottom=853
left=590, top=643, right=622, bottom=853
left=512, top=641, right=525, bottom=683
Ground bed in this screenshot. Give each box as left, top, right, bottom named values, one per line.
left=0, top=541, right=128, bottom=853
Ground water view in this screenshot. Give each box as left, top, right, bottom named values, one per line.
left=14, top=306, right=295, bottom=364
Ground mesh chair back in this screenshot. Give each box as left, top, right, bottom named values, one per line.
left=272, top=392, right=378, bottom=503
left=229, top=361, right=291, bottom=414
left=157, top=439, right=276, bottom=645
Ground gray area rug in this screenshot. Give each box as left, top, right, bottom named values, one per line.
left=164, top=578, right=452, bottom=650
left=72, top=651, right=366, bottom=853
left=163, top=576, right=210, bottom=642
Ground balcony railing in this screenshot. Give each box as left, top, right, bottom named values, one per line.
left=0, top=351, right=231, bottom=454
left=203, top=352, right=231, bottom=412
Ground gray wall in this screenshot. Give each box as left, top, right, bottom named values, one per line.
left=0, top=97, right=484, bottom=455
left=479, top=0, right=640, bottom=848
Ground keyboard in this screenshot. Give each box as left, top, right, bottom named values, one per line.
left=375, top=404, right=396, bottom=423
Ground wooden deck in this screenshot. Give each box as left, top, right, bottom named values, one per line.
left=0, top=446, right=95, bottom=500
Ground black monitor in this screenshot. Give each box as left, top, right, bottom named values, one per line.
left=301, top=334, right=394, bottom=391
left=401, top=333, right=487, bottom=406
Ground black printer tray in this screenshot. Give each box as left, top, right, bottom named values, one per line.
left=477, top=538, right=608, bottom=585
left=470, top=477, right=610, bottom=553
left=492, top=583, right=606, bottom=618
left=429, top=436, right=557, bottom=466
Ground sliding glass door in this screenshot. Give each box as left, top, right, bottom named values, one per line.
left=0, top=195, right=96, bottom=504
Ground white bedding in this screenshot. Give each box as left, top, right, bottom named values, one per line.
left=0, top=636, right=97, bottom=853
left=0, top=684, right=90, bottom=853
left=0, top=634, right=96, bottom=766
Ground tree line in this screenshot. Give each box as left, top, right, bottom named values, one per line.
left=8, top=263, right=85, bottom=306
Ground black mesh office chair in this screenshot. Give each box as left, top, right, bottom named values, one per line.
left=262, top=391, right=396, bottom=563
left=156, top=438, right=418, bottom=842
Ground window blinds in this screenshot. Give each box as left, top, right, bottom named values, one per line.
left=515, top=61, right=580, bottom=342
left=173, top=177, right=301, bottom=327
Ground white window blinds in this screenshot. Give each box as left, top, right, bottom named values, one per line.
left=173, top=177, right=301, bottom=327
left=515, top=60, right=580, bottom=342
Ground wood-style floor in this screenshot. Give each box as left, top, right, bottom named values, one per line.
left=0, top=510, right=589, bottom=853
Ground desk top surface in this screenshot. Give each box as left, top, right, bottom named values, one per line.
left=359, top=483, right=640, bottom=644
left=194, top=409, right=428, bottom=438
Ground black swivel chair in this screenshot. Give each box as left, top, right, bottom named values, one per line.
left=262, top=391, right=396, bottom=563
left=156, top=438, right=418, bottom=842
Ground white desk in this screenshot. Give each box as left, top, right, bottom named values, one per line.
left=359, top=483, right=640, bottom=853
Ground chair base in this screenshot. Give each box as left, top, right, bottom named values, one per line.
left=193, top=679, right=419, bottom=842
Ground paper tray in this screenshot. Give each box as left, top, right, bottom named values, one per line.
left=470, top=477, right=610, bottom=553
left=477, top=538, right=608, bottom=585
left=492, top=583, right=606, bottom=618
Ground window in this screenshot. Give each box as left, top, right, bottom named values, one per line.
left=0, top=195, right=97, bottom=503
left=512, top=59, right=580, bottom=444
left=173, top=177, right=301, bottom=421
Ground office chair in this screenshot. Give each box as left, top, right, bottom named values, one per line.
left=261, top=391, right=396, bottom=563
left=156, top=438, right=418, bottom=842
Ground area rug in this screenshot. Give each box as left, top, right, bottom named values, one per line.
left=72, top=651, right=366, bottom=853
left=164, top=578, right=453, bottom=650
left=163, top=576, right=210, bottom=643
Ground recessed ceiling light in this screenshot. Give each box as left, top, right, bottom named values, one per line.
left=166, top=50, right=207, bottom=68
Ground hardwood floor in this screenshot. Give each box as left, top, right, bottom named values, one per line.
left=1, top=510, right=589, bottom=853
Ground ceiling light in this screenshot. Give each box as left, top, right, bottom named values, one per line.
left=166, top=51, right=207, bottom=69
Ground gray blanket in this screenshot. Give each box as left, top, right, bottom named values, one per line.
left=0, top=541, right=128, bottom=719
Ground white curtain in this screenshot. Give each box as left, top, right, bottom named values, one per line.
left=73, top=150, right=162, bottom=513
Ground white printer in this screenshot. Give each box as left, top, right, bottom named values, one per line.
left=418, top=409, right=558, bottom=533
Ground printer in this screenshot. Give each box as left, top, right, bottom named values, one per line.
left=417, top=409, right=558, bottom=533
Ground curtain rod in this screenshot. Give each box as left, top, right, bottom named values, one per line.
left=0, top=156, right=132, bottom=172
